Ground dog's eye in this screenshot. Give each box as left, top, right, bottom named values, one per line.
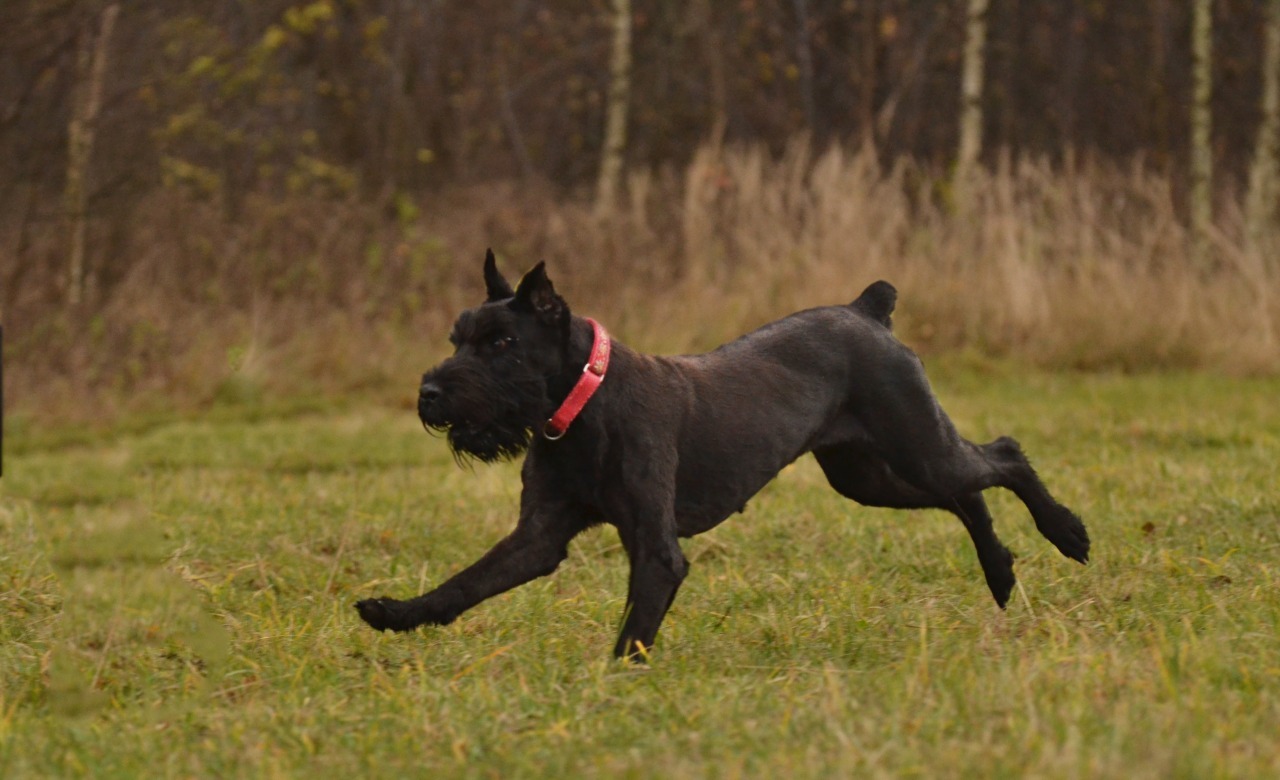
left=492, top=335, right=516, bottom=351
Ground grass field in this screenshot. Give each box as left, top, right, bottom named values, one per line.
left=2, top=364, right=1279, bottom=777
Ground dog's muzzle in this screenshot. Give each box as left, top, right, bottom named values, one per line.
left=418, top=380, right=444, bottom=427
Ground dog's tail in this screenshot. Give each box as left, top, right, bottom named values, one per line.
left=850, top=280, right=897, bottom=329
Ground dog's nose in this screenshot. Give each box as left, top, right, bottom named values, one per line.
left=419, top=381, right=443, bottom=404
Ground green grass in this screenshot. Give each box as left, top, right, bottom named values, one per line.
left=3, top=367, right=1279, bottom=777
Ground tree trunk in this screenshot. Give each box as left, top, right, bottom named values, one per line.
left=596, top=0, right=632, bottom=217
left=1189, top=0, right=1213, bottom=267
left=1150, top=0, right=1171, bottom=168
left=793, top=0, right=816, bottom=133
left=859, top=1, right=878, bottom=146
left=955, top=0, right=989, bottom=203
left=690, top=0, right=727, bottom=150
left=65, top=3, right=119, bottom=306
left=706, top=7, right=727, bottom=150
left=1247, top=0, right=1280, bottom=261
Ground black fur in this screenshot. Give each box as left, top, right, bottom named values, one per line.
left=356, top=253, right=1090, bottom=661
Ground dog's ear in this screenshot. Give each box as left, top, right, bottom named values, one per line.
left=483, top=249, right=515, bottom=301
left=512, top=262, right=568, bottom=323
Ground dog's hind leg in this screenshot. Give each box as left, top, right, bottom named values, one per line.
left=815, top=445, right=1016, bottom=607
left=853, top=353, right=1088, bottom=565
left=870, top=431, right=1089, bottom=566
left=949, top=493, right=1017, bottom=607
left=979, top=437, right=1089, bottom=564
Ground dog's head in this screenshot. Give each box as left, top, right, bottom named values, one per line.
left=418, top=250, right=573, bottom=462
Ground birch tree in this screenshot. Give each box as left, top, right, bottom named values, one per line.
left=955, top=0, right=989, bottom=205
left=65, top=3, right=119, bottom=305
left=596, top=0, right=631, bottom=216
left=1247, top=0, right=1280, bottom=260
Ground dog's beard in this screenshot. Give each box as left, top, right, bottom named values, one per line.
left=420, top=364, right=550, bottom=464
left=440, top=419, right=533, bottom=463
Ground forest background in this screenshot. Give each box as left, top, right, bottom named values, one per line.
left=2, top=0, right=1279, bottom=421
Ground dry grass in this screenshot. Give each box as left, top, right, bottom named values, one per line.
left=4, top=143, right=1278, bottom=423
left=642, top=143, right=1279, bottom=369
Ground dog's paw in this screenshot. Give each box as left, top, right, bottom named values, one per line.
left=1037, top=505, right=1090, bottom=565
left=355, top=597, right=412, bottom=632
left=983, top=547, right=1017, bottom=609
left=987, top=569, right=1016, bottom=610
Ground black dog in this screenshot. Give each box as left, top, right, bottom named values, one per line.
left=356, top=252, right=1089, bottom=660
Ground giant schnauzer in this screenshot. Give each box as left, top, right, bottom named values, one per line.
left=356, top=251, right=1090, bottom=660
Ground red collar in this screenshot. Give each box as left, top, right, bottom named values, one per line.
left=543, top=318, right=611, bottom=440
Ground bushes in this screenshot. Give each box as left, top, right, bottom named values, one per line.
left=6, top=143, right=1279, bottom=422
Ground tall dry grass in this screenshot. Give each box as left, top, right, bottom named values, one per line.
left=642, top=142, right=1278, bottom=369
left=5, top=142, right=1278, bottom=423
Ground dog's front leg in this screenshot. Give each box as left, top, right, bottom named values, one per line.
left=356, top=499, right=585, bottom=633
left=612, top=507, right=689, bottom=662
